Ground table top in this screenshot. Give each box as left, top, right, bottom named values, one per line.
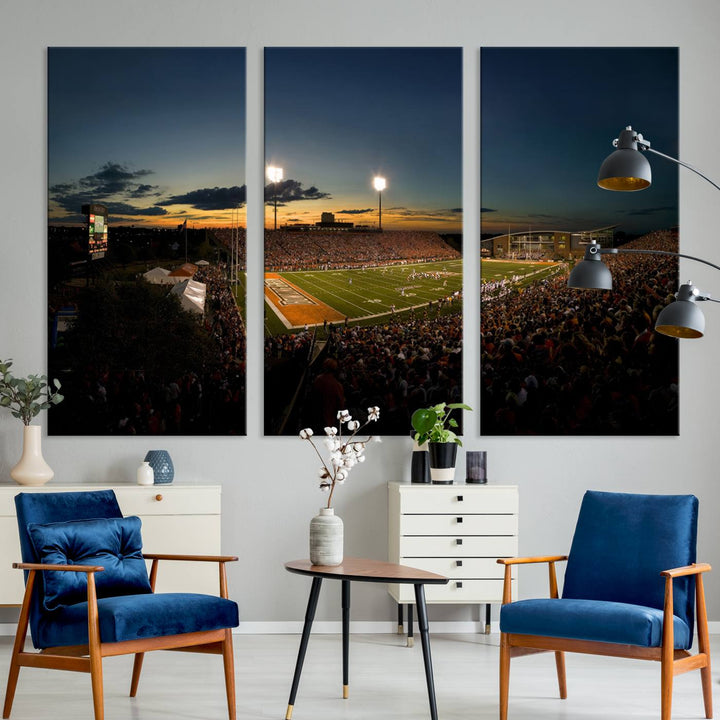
left=285, top=557, right=449, bottom=585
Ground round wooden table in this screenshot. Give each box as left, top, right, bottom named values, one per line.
left=284, top=557, right=448, bottom=720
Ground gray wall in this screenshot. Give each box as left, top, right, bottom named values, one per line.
left=1, top=0, right=720, bottom=626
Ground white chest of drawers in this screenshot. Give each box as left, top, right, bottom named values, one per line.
left=388, top=482, right=518, bottom=635
left=0, top=484, right=222, bottom=605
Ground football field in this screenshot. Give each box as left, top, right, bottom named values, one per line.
left=264, top=258, right=560, bottom=336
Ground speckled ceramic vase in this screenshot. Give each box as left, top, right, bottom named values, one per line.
left=309, top=507, right=343, bottom=566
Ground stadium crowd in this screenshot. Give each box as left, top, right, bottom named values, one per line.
left=265, top=229, right=460, bottom=271
left=265, top=299, right=463, bottom=435
left=481, top=230, right=680, bottom=435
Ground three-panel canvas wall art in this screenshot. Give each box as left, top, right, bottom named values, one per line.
left=46, top=46, right=679, bottom=437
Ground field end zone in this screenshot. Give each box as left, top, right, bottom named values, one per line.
left=265, top=272, right=345, bottom=328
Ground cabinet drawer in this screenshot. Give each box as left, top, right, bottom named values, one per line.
left=402, top=514, right=516, bottom=536
left=400, top=557, right=508, bottom=579
left=391, top=578, right=514, bottom=604
left=114, top=486, right=221, bottom=516
left=399, top=487, right=517, bottom=514
left=401, top=535, right=518, bottom=558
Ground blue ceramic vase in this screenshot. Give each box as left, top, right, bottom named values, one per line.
left=144, top=450, right=174, bottom=485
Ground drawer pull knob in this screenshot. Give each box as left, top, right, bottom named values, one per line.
left=456, top=517, right=463, bottom=523
left=456, top=581, right=463, bottom=589
left=456, top=539, right=463, bottom=545
left=155, top=494, right=163, bottom=502
left=456, top=560, right=463, bottom=567
left=457, top=495, right=464, bottom=502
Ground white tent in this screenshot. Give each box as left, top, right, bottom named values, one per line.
left=143, top=267, right=179, bottom=285
left=169, top=279, right=206, bottom=315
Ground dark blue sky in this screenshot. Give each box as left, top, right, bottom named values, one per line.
left=265, top=47, right=462, bottom=231
left=48, top=47, right=246, bottom=226
left=481, top=47, right=679, bottom=236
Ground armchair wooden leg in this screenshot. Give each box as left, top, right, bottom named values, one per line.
left=222, top=629, right=236, bottom=720
left=89, top=652, right=104, bottom=720
left=87, top=574, right=104, bottom=720
left=499, top=633, right=510, bottom=720
left=3, top=570, right=35, bottom=719
left=554, top=651, right=567, bottom=699
left=129, top=653, right=144, bottom=697
left=696, top=574, right=713, bottom=719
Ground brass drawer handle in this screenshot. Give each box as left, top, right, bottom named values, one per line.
left=155, top=494, right=163, bottom=502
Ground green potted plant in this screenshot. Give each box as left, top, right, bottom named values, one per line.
left=411, top=402, right=472, bottom=484
left=0, top=359, right=63, bottom=486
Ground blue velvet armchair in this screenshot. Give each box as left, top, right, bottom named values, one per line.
left=498, top=491, right=712, bottom=720
left=2, top=490, right=239, bottom=720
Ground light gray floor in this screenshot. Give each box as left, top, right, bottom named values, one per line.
left=0, top=633, right=716, bottom=719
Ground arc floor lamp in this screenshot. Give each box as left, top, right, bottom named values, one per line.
left=568, top=126, right=720, bottom=338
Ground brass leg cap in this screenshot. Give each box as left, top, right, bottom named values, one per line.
left=407, top=637, right=414, bottom=648
left=343, top=685, right=349, bottom=699
left=485, top=624, right=492, bottom=635
left=397, top=624, right=404, bottom=634
left=286, top=704, right=293, bottom=720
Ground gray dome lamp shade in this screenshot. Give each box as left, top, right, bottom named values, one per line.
left=567, top=248, right=613, bottom=290
left=655, top=283, right=706, bottom=338
left=598, top=126, right=652, bottom=191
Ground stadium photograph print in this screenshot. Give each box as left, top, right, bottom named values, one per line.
left=264, top=47, right=463, bottom=436
left=480, top=47, right=679, bottom=436
left=47, top=47, right=247, bottom=435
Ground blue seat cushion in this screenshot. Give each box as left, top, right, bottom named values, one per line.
left=27, top=516, right=152, bottom=611
left=35, top=593, right=239, bottom=648
left=500, top=598, right=691, bottom=649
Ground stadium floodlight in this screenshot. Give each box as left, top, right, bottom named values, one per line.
left=568, top=240, right=720, bottom=338
left=373, top=176, right=386, bottom=231
left=598, top=126, right=720, bottom=192
left=267, top=166, right=283, bottom=230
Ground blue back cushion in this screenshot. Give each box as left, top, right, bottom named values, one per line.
left=28, top=516, right=152, bottom=611
left=563, top=491, right=697, bottom=633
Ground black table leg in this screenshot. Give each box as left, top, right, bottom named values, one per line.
left=286, top=577, right=323, bottom=720
left=342, top=579, right=350, bottom=699
left=397, top=602, right=404, bottom=634
left=485, top=603, right=491, bottom=635
left=407, top=603, right=414, bottom=647
left=414, top=583, right=439, bottom=720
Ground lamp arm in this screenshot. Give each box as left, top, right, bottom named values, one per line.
left=594, top=246, right=720, bottom=274
left=642, top=146, right=720, bottom=193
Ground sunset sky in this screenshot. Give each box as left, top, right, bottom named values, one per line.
left=264, top=47, right=462, bottom=233
left=48, top=47, right=246, bottom=228
left=481, top=47, right=678, bottom=237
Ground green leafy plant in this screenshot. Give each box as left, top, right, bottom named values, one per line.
left=411, top=402, right=472, bottom=446
left=0, top=359, right=64, bottom=426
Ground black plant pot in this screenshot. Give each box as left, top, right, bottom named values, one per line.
left=428, top=442, right=458, bottom=484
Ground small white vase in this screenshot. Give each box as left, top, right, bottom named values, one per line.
left=309, top=507, right=344, bottom=566
left=10, top=425, right=54, bottom=486
left=136, top=461, right=154, bottom=485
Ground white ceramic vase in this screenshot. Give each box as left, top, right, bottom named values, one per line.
left=10, top=425, right=54, bottom=486
left=309, top=507, right=343, bottom=566
left=136, top=461, right=154, bottom=485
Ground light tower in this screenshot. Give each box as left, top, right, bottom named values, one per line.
left=373, top=176, right=386, bottom=231
left=267, top=166, right=283, bottom=230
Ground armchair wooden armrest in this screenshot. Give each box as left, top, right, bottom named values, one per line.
left=661, top=562, right=711, bottom=578
left=142, top=553, right=238, bottom=563
left=498, top=556, right=568, bottom=604
left=13, top=562, right=105, bottom=573
left=498, top=555, right=568, bottom=566
left=142, top=554, right=238, bottom=598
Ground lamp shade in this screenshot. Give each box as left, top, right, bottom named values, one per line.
left=567, top=255, right=613, bottom=290
left=597, top=127, right=652, bottom=191
left=655, top=298, right=706, bottom=339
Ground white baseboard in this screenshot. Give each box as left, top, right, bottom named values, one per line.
left=3, top=620, right=719, bottom=636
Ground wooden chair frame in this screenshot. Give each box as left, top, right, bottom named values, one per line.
left=3, top=553, right=238, bottom=720
left=498, top=556, right=712, bottom=720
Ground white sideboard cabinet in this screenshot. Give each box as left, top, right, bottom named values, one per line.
left=388, top=481, right=518, bottom=642
left=0, top=484, right=222, bottom=605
